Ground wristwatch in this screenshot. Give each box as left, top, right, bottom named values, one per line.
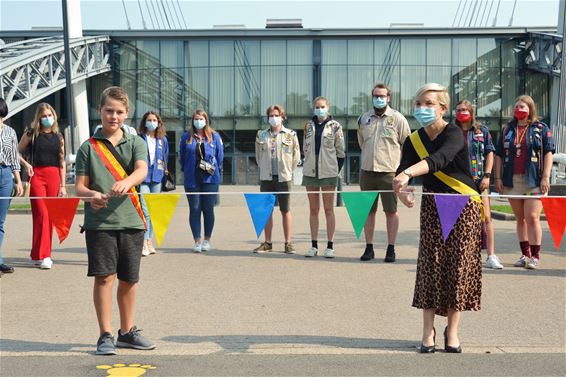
left=483, top=172, right=491, bottom=178
left=403, top=168, right=413, bottom=178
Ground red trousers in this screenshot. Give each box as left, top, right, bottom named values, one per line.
left=30, top=166, right=60, bottom=260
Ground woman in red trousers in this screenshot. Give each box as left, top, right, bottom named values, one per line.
left=19, top=103, right=66, bottom=269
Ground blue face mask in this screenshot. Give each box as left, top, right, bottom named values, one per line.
left=372, top=96, right=387, bottom=109
left=314, top=108, right=328, bottom=118
left=193, top=119, right=206, bottom=130
left=146, top=121, right=158, bottom=131
left=41, top=116, right=54, bottom=128
left=413, top=107, right=437, bottom=127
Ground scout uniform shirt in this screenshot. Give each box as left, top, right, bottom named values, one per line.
left=255, top=126, right=300, bottom=182
left=357, top=106, right=410, bottom=173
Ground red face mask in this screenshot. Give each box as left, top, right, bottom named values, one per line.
left=514, top=108, right=529, bottom=120
left=455, top=111, right=471, bottom=123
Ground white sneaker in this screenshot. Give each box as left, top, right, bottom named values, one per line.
left=513, top=255, right=528, bottom=267
left=29, top=257, right=42, bottom=267
left=142, top=242, right=150, bottom=257
left=193, top=242, right=202, bottom=253
left=201, top=240, right=211, bottom=252
left=323, top=248, right=335, bottom=258
left=485, top=255, right=503, bottom=269
left=305, top=247, right=318, bottom=257
left=526, top=257, right=539, bottom=269
left=40, top=257, right=53, bottom=269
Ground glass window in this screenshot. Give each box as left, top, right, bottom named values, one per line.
left=501, top=38, right=520, bottom=68
left=375, top=39, right=400, bottom=66
left=185, top=67, right=209, bottom=113
left=427, top=39, right=451, bottom=67
left=287, top=40, right=312, bottom=65
left=501, top=68, right=519, bottom=121
left=453, top=38, right=477, bottom=67
left=375, top=65, right=400, bottom=109
left=322, top=40, right=347, bottom=65
left=400, top=66, right=426, bottom=114
left=136, top=40, right=159, bottom=69
left=426, top=66, right=451, bottom=89
left=348, top=66, right=373, bottom=116
left=260, top=66, right=286, bottom=112
left=400, top=39, right=425, bottom=66
left=187, top=41, right=209, bottom=68
left=235, top=40, right=260, bottom=67
left=476, top=68, right=501, bottom=125
left=526, top=72, right=550, bottom=120
left=348, top=40, right=373, bottom=65
left=321, top=66, right=347, bottom=115
left=453, top=65, right=477, bottom=105
left=210, top=41, right=234, bottom=67
left=477, top=38, right=500, bottom=68
left=209, top=67, right=234, bottom=117
left=161, top=41, right=183, bottom=69
left=287, top=66, right=312, bottom=116
left=261, top=40, right=286, bottom=66
left=235, top=65, right=260, bottom=116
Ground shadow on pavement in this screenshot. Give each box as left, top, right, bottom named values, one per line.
left=0, top=339, right=92, bottom=354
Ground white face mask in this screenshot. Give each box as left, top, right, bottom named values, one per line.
left=268, top=116, right=282, bottom=127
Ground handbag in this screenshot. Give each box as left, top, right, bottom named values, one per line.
left=162, top=171, right=176, bottom=192
left=197, top=141, right=215, bottom=175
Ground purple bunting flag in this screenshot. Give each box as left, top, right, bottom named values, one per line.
left=434, top=194, right=470, bottom=241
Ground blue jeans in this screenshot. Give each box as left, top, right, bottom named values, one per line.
left=0, top=167, right=14, bottom=264
left=140, top=181, right=162, bottom=241
left=185, top=178, right=219, bottom=240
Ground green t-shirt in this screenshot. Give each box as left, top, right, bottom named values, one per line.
left=75, top=127, right=148, bottom=230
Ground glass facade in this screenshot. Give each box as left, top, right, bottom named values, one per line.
left=84, top=33, right=552, bottom=184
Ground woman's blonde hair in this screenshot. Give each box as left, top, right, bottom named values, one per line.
left=513, top=95, right=539, bottom=126
left=266, top=104, right=286, bottom=120
left=312, top=96, right=330, bottom=107
left=415, top=83, right=450, bottom=112
left=188, top=109, right=214, bottom=144
left=30, top=102, right=59, bottom=137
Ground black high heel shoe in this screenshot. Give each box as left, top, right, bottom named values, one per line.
left=444, top=326, right=462, bottom=353
left=419, top=327, right=436, bottom=353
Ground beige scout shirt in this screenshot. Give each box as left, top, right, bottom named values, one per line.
left=303, top=119, right=345, bottom=179
left=357, top=106, right=410, bottom=173
left=255, top=126, right=300, bottom=182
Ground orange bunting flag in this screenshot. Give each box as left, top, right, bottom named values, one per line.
left=541, top=198, right=566, bottom=251
left=42, top=197, right=80, bottom=243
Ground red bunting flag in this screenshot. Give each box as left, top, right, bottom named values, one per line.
left=43, top=198, right=80, bottom=243
left=541, top=198, right=566, bottom=251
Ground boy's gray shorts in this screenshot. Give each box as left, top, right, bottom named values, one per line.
left=85, top=229, right=144, bottom=283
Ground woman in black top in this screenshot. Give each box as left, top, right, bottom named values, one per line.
left=19, top=103, right=66, bottom=270
left=0, top=98, right=23, bottom=275
left=393, top=83, right=481, bottom=354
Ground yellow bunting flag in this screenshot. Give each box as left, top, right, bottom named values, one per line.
left=144, top=194, right=180, bottom=246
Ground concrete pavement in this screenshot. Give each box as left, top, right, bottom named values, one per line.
left=1, top=186, right=565, bottom=376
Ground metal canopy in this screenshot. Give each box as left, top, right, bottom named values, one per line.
left=0, top=35, right=111, bottom=119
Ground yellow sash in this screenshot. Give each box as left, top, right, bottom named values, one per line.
left=409, top=131, right=481, bottom=205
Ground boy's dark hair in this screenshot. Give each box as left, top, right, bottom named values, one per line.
left=0, top=98, right=8, bottom=118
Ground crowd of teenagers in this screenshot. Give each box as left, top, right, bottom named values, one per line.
left=0, top=81, right=555, bottom=354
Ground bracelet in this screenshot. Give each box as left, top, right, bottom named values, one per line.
left=483, top=172, right=491, bottom=178
left=495, top=178, right=502, bottom=181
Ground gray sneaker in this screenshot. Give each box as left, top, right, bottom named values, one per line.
left=96, top=332, right=117, bottom=355
left=116, top=326, right=156, bottom=350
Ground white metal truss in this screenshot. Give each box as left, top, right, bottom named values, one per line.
left=0, top=36, right=111, bottom=119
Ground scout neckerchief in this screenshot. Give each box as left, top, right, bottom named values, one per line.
left=88, top=137, right=147, bottom=229
left=409, top=130, right=483, bottom=209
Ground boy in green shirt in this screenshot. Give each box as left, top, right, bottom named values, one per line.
left=75, top=86, right=155, bottom=355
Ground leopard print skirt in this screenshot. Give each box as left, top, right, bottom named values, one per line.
left=412, top=191, right=482, bottom=317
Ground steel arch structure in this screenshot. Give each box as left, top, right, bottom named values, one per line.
left=0, top=36, right=111, bottom=119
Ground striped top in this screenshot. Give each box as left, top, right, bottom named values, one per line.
left=0, top=125, right=21, bottom=171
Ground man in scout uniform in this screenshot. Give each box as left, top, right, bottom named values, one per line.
left=357, top=83, right=410, bottom=263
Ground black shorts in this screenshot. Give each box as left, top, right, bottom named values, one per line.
left=85, top=229, right=144, bottom=283
left=260, top=177, right=292, bottom=212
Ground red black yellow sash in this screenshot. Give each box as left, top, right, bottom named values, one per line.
left=88, top=138, right=147, bottom=229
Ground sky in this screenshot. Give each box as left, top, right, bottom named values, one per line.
left=0, top=0, right=562, bottom=31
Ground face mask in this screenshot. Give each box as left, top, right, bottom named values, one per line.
left=413, top=107, right=437, bottom=127
left=268, top=116, right=282, bottom=127
left=455, top=111, right=471, bottom=123
left=193, top=119, right=206, bottom=129
left=146, top=121, right=158, bottom=131
left=314, top=108, right=327, bottom=118
left=41, top=116, right=54, bottom=128
left=514, top=108, right=529, bottom=120
left=372, top=96, right=387, bottom=109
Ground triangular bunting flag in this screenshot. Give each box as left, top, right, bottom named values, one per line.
left=342, top=192, right=379, bottom=239
left=541, top=198, right=566, bottom=251
left=43, top=197, right=80, bottom=243
left=144, top=194, right=180, bottom=246
left=434, top=194, right=470, bottom=241
left=244, top=193, right=276, bottom=238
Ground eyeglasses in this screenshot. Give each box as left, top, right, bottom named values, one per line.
left=455, top=108, right=469, bottom=113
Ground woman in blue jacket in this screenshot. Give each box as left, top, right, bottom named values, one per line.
left=494, top=95, right=555, bottom=270
left=179, top=109, right=224, bottom=253
left=139, top=111, right=169, bottom=256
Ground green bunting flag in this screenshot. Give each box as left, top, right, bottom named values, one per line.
left=342, top=192, right=379, bottom=239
